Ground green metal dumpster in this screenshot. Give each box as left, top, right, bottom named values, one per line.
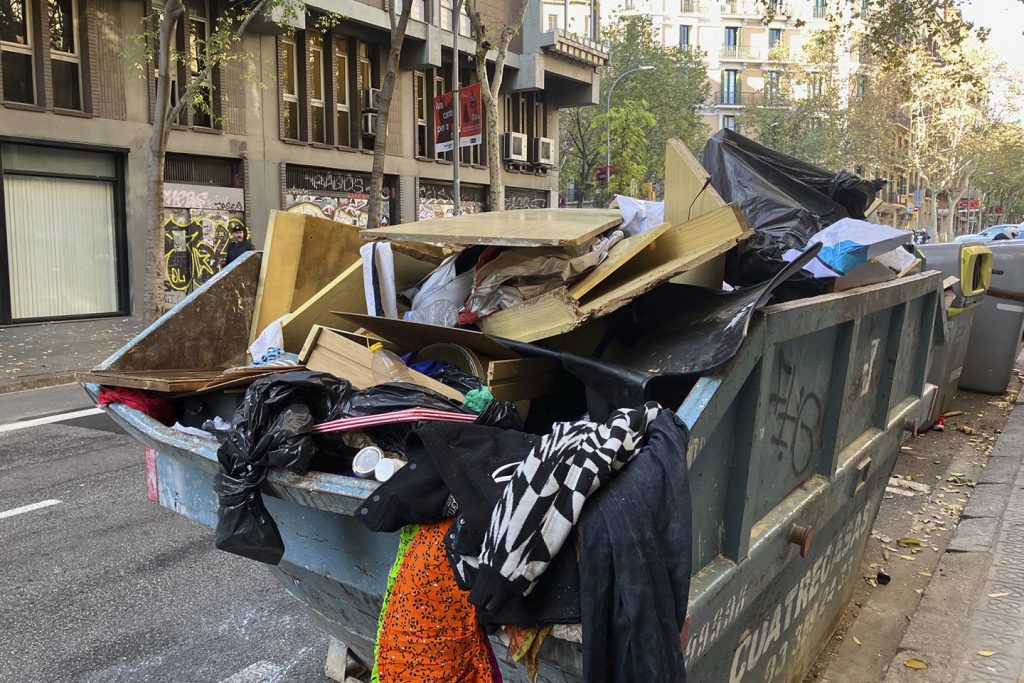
left=84, top=252, right=943, bottom=683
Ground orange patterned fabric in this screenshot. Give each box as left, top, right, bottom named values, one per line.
left=376, top=521, right=497, bottom=683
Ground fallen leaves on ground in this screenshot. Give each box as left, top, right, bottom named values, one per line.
left=904, top=658, right=929, bottom=670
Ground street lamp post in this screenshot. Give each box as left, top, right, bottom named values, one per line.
left=605, top=65, right=654, bottom=190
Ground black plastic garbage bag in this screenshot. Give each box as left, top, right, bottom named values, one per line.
left=701, top=128, right=883, bottom=298
left=335, top=381, right=471, bottom=417
left=214, top=469, right=285, bottom=565
left=215, top=370, right=352, bottom=564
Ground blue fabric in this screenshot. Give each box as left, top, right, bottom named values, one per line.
left=251, top=347, right=300, bottom=367
left=816, top=239, right=870, bottom=275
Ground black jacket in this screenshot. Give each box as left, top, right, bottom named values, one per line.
left=225, top=239, right=255, bottom=265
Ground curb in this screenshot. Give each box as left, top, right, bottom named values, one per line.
left=0, top=372, right=80, bottom=395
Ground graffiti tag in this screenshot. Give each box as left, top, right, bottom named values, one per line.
left=163, top=211, right=247, bottom=306
left=768, top=352, right=824, bottom=475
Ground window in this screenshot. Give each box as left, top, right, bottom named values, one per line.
left=414, top=70, right=428, bottom=157
left=768, top=28, right=781, bottom=49
left=813, top=0, right=826, bottom=18
left=187, top=1, right=212, bottom=127
left=309, top=33, right=325, bottom=143
left=434, top=71, right=450, bottom=160
left=440, top=0, right=453, bottom=30
left=503, top=94, right=512, bottom=133
left=547, top=13, right=558, bottom=31
left=724, top=26, right=739, bottom=48
left=518, top=93, right=528, bottom=134
left=1, top=143, right=125, bottom=321
left=334, top=37, right=351, bottom=147
left=679, top=25, right=690, bottom=47
left=856, top=75, right=867, bottom=96
left=459, top=4, right=471, bottom=36
left=395, top=0, right=424, bottom=21
left=721, top=69, right=739, bottom=104
left=47, top=0, right=80, bottom=109
left=1, top=0, right=35, bottom=103
left=281, top=35, right=299, bottom=139
left=722, top=115, right=736, bottom=131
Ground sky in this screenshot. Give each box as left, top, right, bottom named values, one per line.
left=959, top=0, right=1024, bottom=119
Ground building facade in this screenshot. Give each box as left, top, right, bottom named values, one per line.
left=0, top=0, right=606, bottom=322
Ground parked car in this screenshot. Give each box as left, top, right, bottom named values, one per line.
left=955, top=224, right=1021, bottom=242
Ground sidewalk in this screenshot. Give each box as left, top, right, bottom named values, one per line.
left=0, top=317, right=143, bottom=394
left=884, top=386, right=1024, bottom=683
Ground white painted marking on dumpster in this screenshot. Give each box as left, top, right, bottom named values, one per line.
left=219, top=661, right=282, bottom=683
left=0, top=499, right=62, bottom=520
left=0, top=407, right=103, bottom=434
left=996, top=303, right=1024, bottom=313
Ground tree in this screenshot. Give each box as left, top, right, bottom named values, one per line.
left=975, top=123, right=1024, bottom=225
left=366, top=1, right=414, bottom=229
left=602, top=102, right=658, bottom=199
left=464, top=0, right=530, bottom=211
left=559, top=15, right=709, bottom=207
left=135, top=0, right=301, bottom=320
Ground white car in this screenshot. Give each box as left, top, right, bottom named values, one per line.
left=954, top=224, right=1021, bottom=242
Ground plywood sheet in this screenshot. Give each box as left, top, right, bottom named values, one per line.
left=250, top=211, right=364, bottom=341
left=664, top=138, right=729, bottom=288
left=478, top=204, right=753, bottom=342
left=102, top=252, right=261, bottom=372
left=279, top=252, right=437, bottom=353
left=334, top=313, right=519, bottom=361
left=568, top=222, right=671, bottom=300
left=361, top=209, right=622, bottom=247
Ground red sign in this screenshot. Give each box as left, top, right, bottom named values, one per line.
left=433, top=83, right=483, bottom=153
left=957, top=198, right=981, bottom=212
left=595, top=165, right=614, bottom=187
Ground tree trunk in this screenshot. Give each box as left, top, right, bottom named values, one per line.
left=476, top=72, right=504, bottom=210
left=367, top=4, right=412, bottom=228
left=147, top=0, right=185, bottom=321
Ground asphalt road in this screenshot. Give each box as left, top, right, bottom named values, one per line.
left=0, top=384, right=333, bottom=683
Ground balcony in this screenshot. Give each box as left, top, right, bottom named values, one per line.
left=539, top=29, right=609, bottom=67
left=719, top=45, right=759, bottom=60
left=713, top=91, right=764, bottom=106
left=812, top=5, right=828, bottom=18
left=680, top=0, right=709, bottom=14
left=720, top=1, right=757, bottom=17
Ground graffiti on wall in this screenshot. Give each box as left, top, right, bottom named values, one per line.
left=163, top=210, right=247, bottom=307
left=285, top=191, right=391, bottom=228
left=504, top=188, right=549, bottom=211
left=417, top=182, right=485, bottom=220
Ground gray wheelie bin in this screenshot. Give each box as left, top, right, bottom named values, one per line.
left=959, top=241, right=1024, bottom=393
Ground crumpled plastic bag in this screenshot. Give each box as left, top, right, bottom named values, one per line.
left=461, top=232, right=624, bottom=322
left=615, top=195, right=665, bottom=237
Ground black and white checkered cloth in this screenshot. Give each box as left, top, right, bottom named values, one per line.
left=454, top=402, right=663, bottom=611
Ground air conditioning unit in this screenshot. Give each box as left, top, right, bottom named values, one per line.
left=530, top=137, right=555, bottom=167
left=362, top=112, right=378, bottom=136
left=363, top=87, right=382, bottom=111
left=502, top=132, right=528, bottom=163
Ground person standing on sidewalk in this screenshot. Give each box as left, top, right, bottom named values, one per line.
left=223, top=226, right=254, bottom=267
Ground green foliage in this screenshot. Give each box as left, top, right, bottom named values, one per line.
left=600, top=101, right=658, bottom=202
left=974, top=123, right=1024, bottom=224
left=559, top=14, right=709, bottom=205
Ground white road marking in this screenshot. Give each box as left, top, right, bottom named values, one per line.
left=219, top=661, right=283, bottom=683
left=0, top=407, right=103, bottom=434
left=0, top=499, right=62, bottom=520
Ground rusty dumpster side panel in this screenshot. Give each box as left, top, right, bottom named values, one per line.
left=679, top=272, right=941, bottom=683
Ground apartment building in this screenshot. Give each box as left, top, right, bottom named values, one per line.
left=0, top=0, right=606, bottom=322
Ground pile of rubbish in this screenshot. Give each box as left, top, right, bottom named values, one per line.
left=85, top=130, right=930, bottom=682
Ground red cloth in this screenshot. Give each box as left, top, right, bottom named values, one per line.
left=97, top=386, right=176, bottom=426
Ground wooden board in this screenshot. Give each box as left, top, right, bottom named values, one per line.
left=334, top=313, right=520, bottom=361
left=102, top=252, right=261, bottom=372
left=478, top=204, right=754, bottom=343
left=250, top=211, right=364, bottom=342
left=581, top=203, right=753, bottom=316
left=485, top=358, right=559, bottom=384
left=361, top=209, right=623, bottom=247
left=79, top=365, right=297, bottom=393
left=279, top=252, right=437, bottom=353
left=568, top=222, right=671, bottom=300
left=664, top=138, right=729, bottom=288
left=302, top=327, right=464, bottom=402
